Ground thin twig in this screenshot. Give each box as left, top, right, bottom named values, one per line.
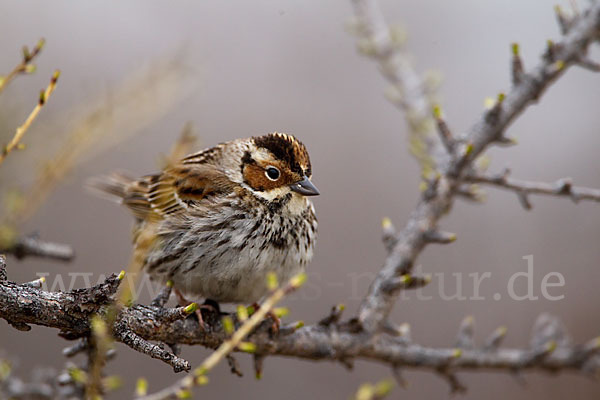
left=1, top=235, right=74, bottom=262
left=0, top=70, right=60, bottom=166
left=113, top=321, right=191, bottom=374
left=0, top=38, right=45, bottom=94
left=578, top=56, right=600, bottom=72
left=467, top=170, right=600, bottom=208
left=350, top=0, right=447, bottom=174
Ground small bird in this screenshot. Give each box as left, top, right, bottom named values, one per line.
left=93, top=132, right=318, bottom=322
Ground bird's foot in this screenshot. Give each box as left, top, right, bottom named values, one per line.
left=250, top=302, right=280, bottom=334
left=174, top=289, right=221, bottom=331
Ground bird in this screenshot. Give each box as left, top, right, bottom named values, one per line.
left=92, top=132, right=319, bottom=326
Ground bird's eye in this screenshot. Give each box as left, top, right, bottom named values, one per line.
left=265, top=166, right=280, bottom=181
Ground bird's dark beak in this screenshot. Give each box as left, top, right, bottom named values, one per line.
left=290, top=176, right=320, bottom=196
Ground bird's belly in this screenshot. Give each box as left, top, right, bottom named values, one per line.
left=171, top=244, right=306, bottom=303
left=145, top=210, right=316, bottom=304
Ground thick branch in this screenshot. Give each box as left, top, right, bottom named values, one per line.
left=0, top=274, right=120, bottom=336
left=355, top=0, right=600, bottom=332
left=1, top=277, right=598, bottom=384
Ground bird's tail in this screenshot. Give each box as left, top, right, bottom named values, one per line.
left=87, top=172, right=136, bottom=203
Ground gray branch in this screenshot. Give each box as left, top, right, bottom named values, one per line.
left=1, top=235, right=75, bottom=262
left=349, top=0, right=448, bottom=171
left=1, top=275, right=599, bottom=392
left=354, top=0, right=600, bottom=333
left=467, top=169, right=600, bottom=209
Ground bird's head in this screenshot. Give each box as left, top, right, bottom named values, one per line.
left=240, top=133, right=319, bottom=204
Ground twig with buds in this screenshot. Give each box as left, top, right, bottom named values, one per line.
left=349, top=0, right=448, bottom=173
left=354, top=0, right=600, bottom=334
left=0, top=38, right=45, bottom=94
left=466, top=169, right=600, bottom=209
left=0, top=70, right=60, bottom=166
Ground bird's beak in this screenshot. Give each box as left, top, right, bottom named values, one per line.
left=290, top=176, right=320, bottom=196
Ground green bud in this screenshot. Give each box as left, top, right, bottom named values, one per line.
left=103, top=375, right=123, bottom=391
left=266, top=272, right=278, bottom=290
left=238, top=342, right=256, bottom=353
left=36, top=38, right=46, bottom=50
left=374, top=379, right=395, bottom=397
left=136, top=378, right=148, bottom=396
left=237, top=305, right=249, bottom=321
left=273, top=307, right=289, bottom=318
left=196, top=375, right=209, bottom=385
left=184, top=303, right=198, bottom=314
left=289, top=272, right=307, bottom=288
left=432, top=104, right=442, bottom=119
left=545, top=340, right=557, bottom=353
left=176, top=389, right=192, bottom=399
left=511, top=42, right=520, bottom=56
left=0, top=360, right=12, bottom=381
left=51, top=69, right=61, bottom=83
left=68, top=367, right=88, bottom=384
left=222, top=316, right=234, bottom=335
left=91, top=315, right=108, bottom=337
left=465, top=143, right=474, bottom=156
left=381, top=217, right=392, bottom=229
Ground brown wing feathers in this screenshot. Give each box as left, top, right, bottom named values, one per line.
left=92, top=163, right=233, bottom=221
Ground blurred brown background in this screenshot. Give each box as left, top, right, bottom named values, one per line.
left=1, top=0, right=600, bottom=399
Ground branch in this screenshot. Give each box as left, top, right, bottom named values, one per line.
left=0, top=38, right=45, bottom=94
left=349, top=0, right=448, bottom=173
left=1, top=274, right=599, bottom=392
left=0, top=255, right=6, bottom=282
left=0, top=70, right=60, bottom=166
left=577, top=56, right=600, bottom=71
left=1, top=235, right=75, bottom=262
left=467, top=169, right=600, bottom=209
left=138, top=273, right=307, bottom=400
left=354, top=0, right=600, bottom=333
left=0, top=273, right=121, bottom=335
